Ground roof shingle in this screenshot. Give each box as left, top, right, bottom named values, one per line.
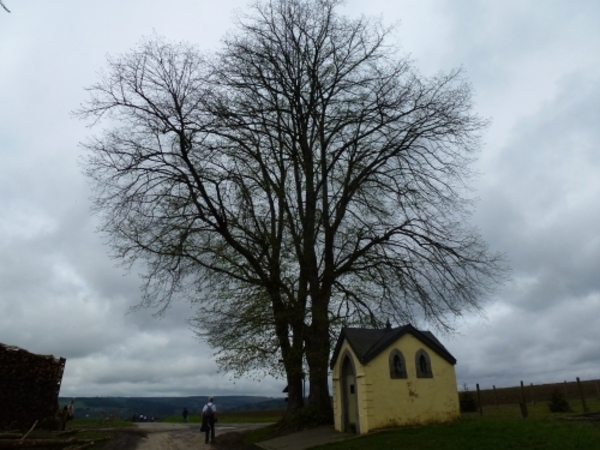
left=330, top=324, right=456, bottom=368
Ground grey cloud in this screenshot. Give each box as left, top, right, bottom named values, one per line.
left=2, top=0, right=600, bottom=398
left=474, top=72, right=600, bottom=309
left=443, top=3, right=600, bottom=389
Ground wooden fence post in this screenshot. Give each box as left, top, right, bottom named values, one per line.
left=520, top=381, right=528, bottom=418
left=576, top=377, right=589, bottom=413
left=476, top=383, right=483, bottom=416
left=493, top=385, right=499, bottom=408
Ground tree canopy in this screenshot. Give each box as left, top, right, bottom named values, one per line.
left=79, top=0, right=507, bottom=421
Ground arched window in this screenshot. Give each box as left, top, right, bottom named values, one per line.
left=415, top=349, right=433, bottom=378
left=388, top=349, right=407, bottom=379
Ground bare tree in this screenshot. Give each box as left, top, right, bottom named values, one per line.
left=79, top=0, right=507, bottom=422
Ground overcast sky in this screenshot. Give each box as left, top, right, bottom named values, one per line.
left=1, top=0, right=599, bottom=399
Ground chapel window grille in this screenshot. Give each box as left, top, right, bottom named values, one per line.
left=415, top=349, right=433, bottom=378
left=389, top=350, right=407, bottom=379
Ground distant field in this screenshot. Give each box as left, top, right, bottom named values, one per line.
left=58, top=395, right=285, bottom=422
left=163, top=409, right=285, bottom=424
left=69, top=418, right=133, bottom=429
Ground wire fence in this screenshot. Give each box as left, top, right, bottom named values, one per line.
left=466, top=377, right=600, bottom=416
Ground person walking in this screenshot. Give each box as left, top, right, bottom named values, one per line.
left=61, top=399, right=75, bottom=431
left=182, top=407, right=189, bottom=423
left=67, top=399, right=75, bottom=419
left=201, top=397, right=217, bottom=444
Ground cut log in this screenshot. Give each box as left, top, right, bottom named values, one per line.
left=62, top=443, right=95, bottom=450
left=0, top=438, right=94, bottom=448
left=20, top=420, right=37, bottom=440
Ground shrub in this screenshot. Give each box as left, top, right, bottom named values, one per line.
left=548, top=388, right=571, bottom=413
left=459, top=384, right=478, bottom=413
left=288, top=406, right=333, bottom=429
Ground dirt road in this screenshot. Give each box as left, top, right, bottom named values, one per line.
left=132, top=422, right=266, bottom=450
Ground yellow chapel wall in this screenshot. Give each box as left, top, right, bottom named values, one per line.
left=332, top=333, right=460, bottom=434
left=362, top=333, right=459, bottom=431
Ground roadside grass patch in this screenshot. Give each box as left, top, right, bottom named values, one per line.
left=163, top=409, right=284, bottom=424
left=241, top=423, right=281, bottom=445
left=312, top=418, right=600, bottom=450
left=70, top=418, right=133, bottom=429
left=233, top=402, right=600, bottom=450
left=309, top=402, right=600, bottom=450
left=163, top=415, right=202, bottom=423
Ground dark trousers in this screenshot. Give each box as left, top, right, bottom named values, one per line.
left=203, top=416, right=215, bottom=443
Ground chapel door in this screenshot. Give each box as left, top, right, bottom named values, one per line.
left=341, top=355, right=358, bottom=433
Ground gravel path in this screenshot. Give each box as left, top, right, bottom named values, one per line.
left=131, top=422, right=267, bottom=450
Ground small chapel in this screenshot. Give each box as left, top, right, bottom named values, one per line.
left=330, top=323, right=460, bottom=434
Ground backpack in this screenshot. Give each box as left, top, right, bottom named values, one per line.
left=204, top=403, right=214, bottom=417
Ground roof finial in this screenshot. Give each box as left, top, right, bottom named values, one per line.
left=385, top=319, right=392, bottom=329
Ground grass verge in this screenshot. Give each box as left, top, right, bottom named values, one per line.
left=312, top=417, right=600, bottom=450
left=234, top=402, right=600, bottom=450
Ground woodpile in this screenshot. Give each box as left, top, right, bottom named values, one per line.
left=0, top=437, right=101, bottom=449
left=0, top=343, right=66, bottom=430
left=0, top=422, right=106, bottom=450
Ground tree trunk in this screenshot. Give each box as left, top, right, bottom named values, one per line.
left=305, top=295, right=333, bottom=423
left=276, top=316, right=305, bottom=423
left=306, top=350, right=333, bottom=423
left=283, top=369, right=304, bottom=422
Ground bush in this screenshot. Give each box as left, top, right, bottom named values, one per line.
left=459, top=384, right=478, bottom=413
left=548, top=388, right=571, bottom=413
left=288, top=406, right=333, bottom=429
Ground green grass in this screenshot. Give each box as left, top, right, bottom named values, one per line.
left=69, top=418, right=133, bottom=429
left=314, top=418, right=600, bottom=450
left=241, top=423, right=282, bottom=445
left=307, top=402, right=600, bottom=450
left=162, top=415, right=202, bottom=423
left=228, top=402, right=600, bottom=450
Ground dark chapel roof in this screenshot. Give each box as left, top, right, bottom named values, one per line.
left=330, top=323, right=457, bottom=369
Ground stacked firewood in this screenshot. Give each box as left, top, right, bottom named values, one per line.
left=0, top=344, right=66, bottom=430
left=0, top=421, right=107, bottom=449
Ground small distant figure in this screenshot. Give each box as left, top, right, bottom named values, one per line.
left=182, top=407, right=189, bottom=423
left=67, top=399, right=75, bottom=420
left=61, top=399, right=75, bottom=431
left=201, top=397, right=217, bottom=444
